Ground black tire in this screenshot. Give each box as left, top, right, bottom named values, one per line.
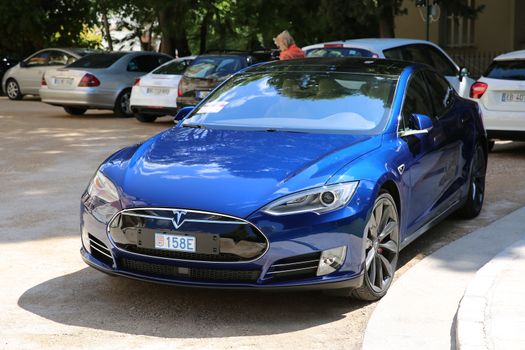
left=5, top=79, right=23, bottom=100
left=456, top=143, right=486, bottom=219
left=351, top=191, right=400, bottom=301
left=113, top=89, right=133, bottom=118
left=135, top=113, right=157, bottom=123
left=488, top=140, right=495, bottom=152
left=64, top=106, right=87, bottom=115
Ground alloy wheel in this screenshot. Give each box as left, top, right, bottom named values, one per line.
left=6, top=81, right=20, bottom=100
left=121, top=91, right=132, bottom=115
left=363, top=194, right=399, bottom=294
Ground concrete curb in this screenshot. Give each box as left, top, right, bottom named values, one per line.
left=456, top=239, right=525, bottom=350
left=362, top=207, right=525, bottom=350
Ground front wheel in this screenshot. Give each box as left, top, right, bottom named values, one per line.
left=456, top=144, right=486, bottom=219
left=114, top=89, right=133, bottom=118
left=351, top=191, right=400, bottom=301
left=5, top=79, right=23, bottom=100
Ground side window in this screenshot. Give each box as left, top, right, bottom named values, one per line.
left=155, top=55, right=171, bottom=66
left=401, top=72, right=434, bottom=131
left=48, top=51, right=70, bottom=65
left=401, top=45, right=433, bottom=66
left=423, top=71, right=453, bottom=117
left=127, top=55, right=157, bottom=72
left=383, top=47, right=403, bottom=60
left=425, top=46, right=458, bottom=76
left=26, top=51, right=50, bottom=67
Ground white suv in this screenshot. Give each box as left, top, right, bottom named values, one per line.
left=469, top=50, right=525, bottom=149
left=303, top=38, right=474, bottom=98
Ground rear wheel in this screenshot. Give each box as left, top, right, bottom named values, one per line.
left=352, top=191, right=400, bottom=301
left=135, top=113, right=157, bottom=123
left=63, top=106, right=87, bottom=115
left=114, top=89, right=133, bottom=118
left=6, top=79, right=22, bottom=100
left=457, top=143, right=486, bottom=219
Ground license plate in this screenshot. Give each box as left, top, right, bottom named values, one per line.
left=501, top=92, right=525, bottom=102
left=196, top=90, right=210, bottom=99
left=154, top=233, right=196, bottom=252
left=146, top=87, right=170, bottom=95
left=54, top=77, right=73, bottom=86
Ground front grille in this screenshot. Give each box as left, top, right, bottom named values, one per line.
left=88, top=234, right=114, bottom=266
left=126, top=246, right=244, bottom=262
left=265, top=252, right=321, bottom=281
left=119, top=258, right=260, bottom=282
left=108, top=208, right=268, bottom=262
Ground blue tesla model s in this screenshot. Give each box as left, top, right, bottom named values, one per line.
left=81, top=58, right=487, bottom=300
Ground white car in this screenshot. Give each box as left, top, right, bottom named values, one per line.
left=303, top=38, right=474, bottom=98
left=469, top=50, right=525, bottom=149
left=2, top=48, right=89, bottom=100
left=130, top=56, right=195, bottom=122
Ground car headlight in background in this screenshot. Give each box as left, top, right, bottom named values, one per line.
left=262, top=182, right=359, bottom=216
left=84, top=171, right=120, bottom=223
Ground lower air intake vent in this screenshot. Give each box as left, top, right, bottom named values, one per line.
left=119, top=258, right=260, bottom=283
left=88, top=234, right=114, bottom=266
left=266, top=252, right=321, bottom=281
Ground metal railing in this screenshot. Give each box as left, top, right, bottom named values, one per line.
left=448, top=50, right=505, bottom=79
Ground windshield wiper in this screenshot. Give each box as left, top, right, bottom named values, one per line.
left=182, top=123, right=206, bottom=129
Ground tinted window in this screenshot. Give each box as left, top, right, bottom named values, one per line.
left=48, top=51, right=76, bottom=65
left=184, top=56, right=246, bottom=79
left=183, top=72, right=397, bottom=134
left=26, top=51, right=50, bottom=66
left=384, top=44, right=457, bottom=76
left=68, top=53, right=127, bottom=68
left=423, top=71, right=453, bottom=117
left=305, top=47, right=374, bottom=58
left=485, top=60, right=525, bottom=80
left=153, top=59, right=193, bottom=75
left=401, top=72, right=434, bottom=130
left=127, top=55, right=160, bottom=72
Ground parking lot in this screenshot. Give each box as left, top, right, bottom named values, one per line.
left=2, top=96, right=525, bottom=350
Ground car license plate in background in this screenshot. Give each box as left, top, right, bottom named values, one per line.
left=154, top=233, right=196, bottom=252
left=54, top=77, right=73, bottom=86
left=146, top=87, right=170, bottom=95
left=501, top=92, right=525, bottom=102
left=196, top=90, right=210, bottom=99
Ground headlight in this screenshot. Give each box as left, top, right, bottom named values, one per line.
left=262, top=182, right=358, bottom=216
left=85, top=171, right=120, bottom=223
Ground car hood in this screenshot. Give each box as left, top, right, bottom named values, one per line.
left=102, top=127, right=381, bottom=218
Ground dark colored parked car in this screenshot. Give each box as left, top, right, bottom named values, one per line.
left=177, top=51, right=271, bottom=107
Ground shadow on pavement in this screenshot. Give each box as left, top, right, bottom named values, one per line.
left=18, top=268, right=366, bottom=338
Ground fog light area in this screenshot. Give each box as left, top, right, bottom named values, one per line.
left=317, top=246, right=347, bottom=276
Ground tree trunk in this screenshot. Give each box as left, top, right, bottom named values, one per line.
left=158, top=5, right=191, bottom=57
left=199, top=9, right=212, bottom=54
left=378, top=2, right=396, bottom=38
left=101, top=11, right=113, bottom=51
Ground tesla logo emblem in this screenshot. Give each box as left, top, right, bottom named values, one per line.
left=398, top=164, right=405, bottom=175
left=171, top=210, right=187, bottom=229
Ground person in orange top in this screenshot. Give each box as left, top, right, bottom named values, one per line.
left=274, top=30, right=305, bottom=60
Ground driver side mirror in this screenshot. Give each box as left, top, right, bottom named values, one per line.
left=399, top=113, right=433, bottom=137
left=174, top=106, right=195, bottom=122
left=19, top=60, right=28, bottom=68
left=458, top=67, right=470, bottom=82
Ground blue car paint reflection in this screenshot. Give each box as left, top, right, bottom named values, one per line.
left=80, top=58, right=486, bottom=298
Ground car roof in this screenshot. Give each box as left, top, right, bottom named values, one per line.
left=494, top=50, right=525, bottom=61
left=302, top=38, right=439, bottom=52
left=245, top=57, right=414, bottom=76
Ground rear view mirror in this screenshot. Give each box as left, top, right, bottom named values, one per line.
left=458, top=67, right=470, bottom=82
left=174, top=106, right=195, bottom=122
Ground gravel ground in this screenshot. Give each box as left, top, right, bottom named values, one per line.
left=1, top=97, right=524, bottom=350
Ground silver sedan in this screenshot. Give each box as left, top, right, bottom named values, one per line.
left=40, top=51, right=172, bottom=117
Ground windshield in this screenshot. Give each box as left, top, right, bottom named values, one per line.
left=484, top=60, right=525, bottom=80
left=67, top=53, right=126, bottom=69
left=305, top=47, right=374, bottom=58
left=183, top=71, right=397, bottom=134
left=184, top=56, right=245, bottom=79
